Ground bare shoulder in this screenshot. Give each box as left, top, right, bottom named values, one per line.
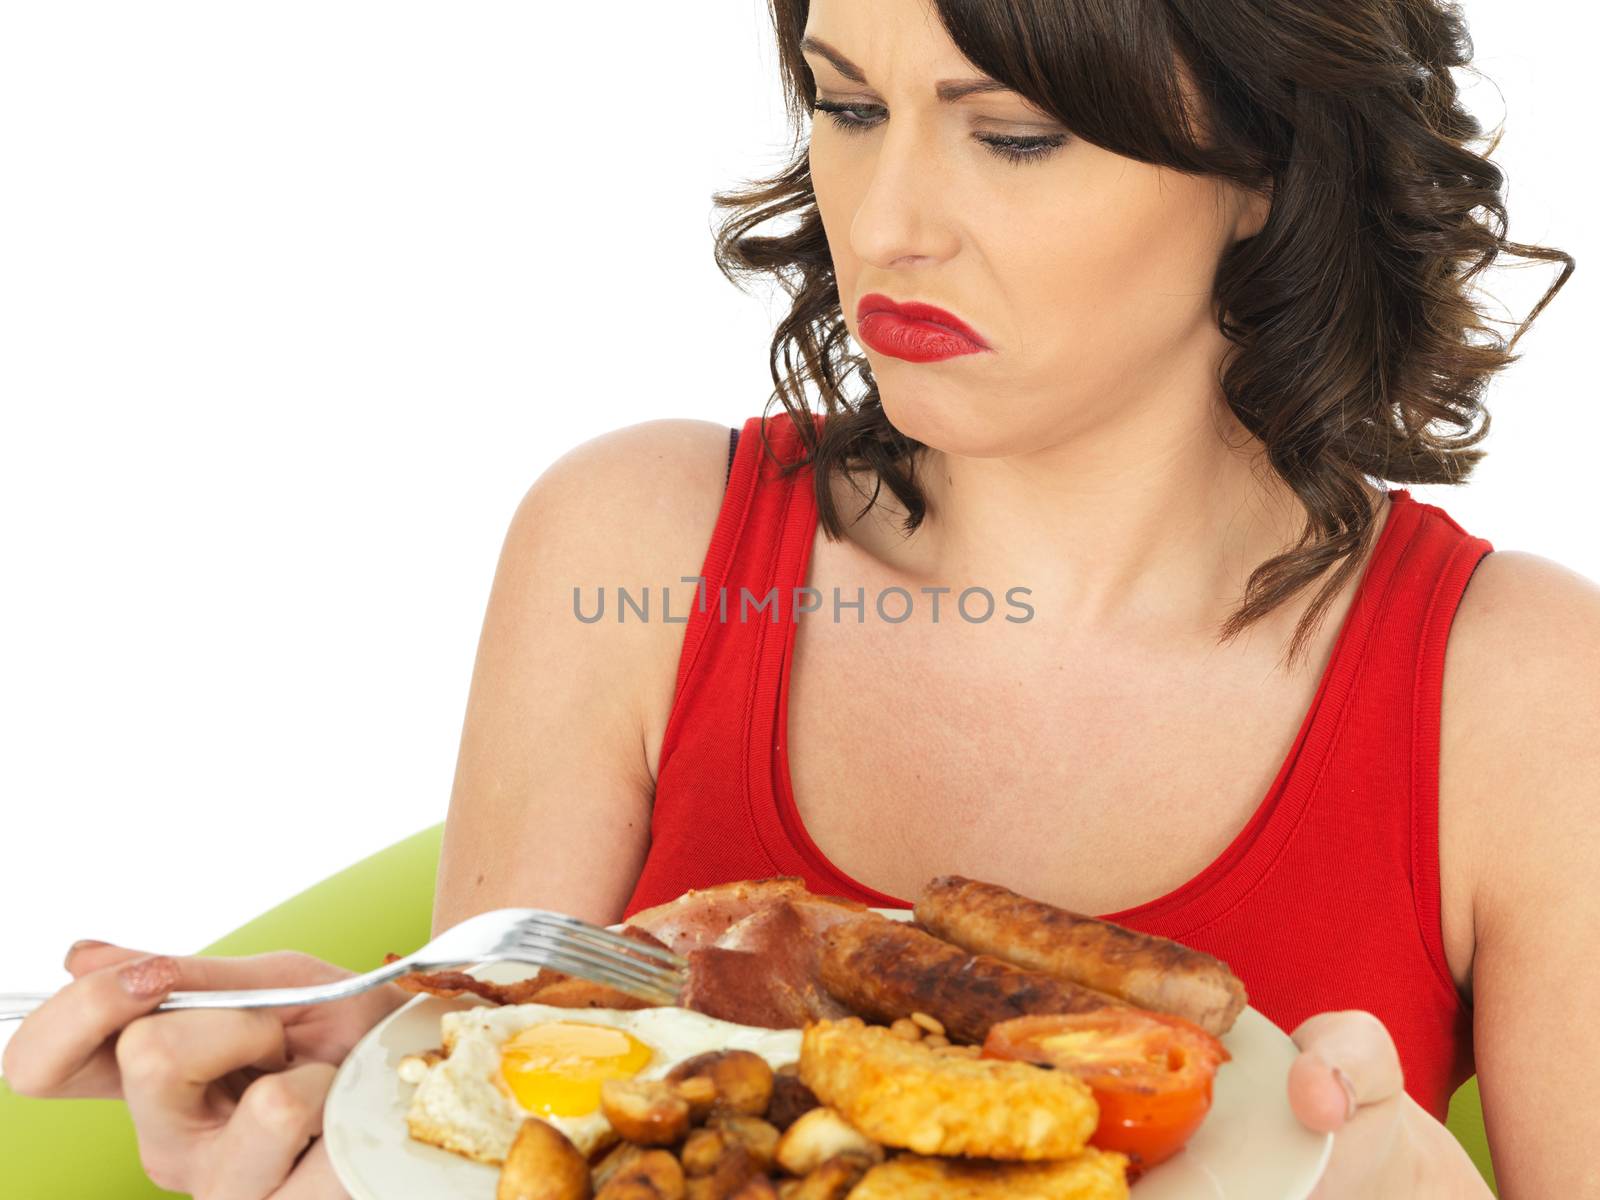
left=1441, top=548, right=1600, bottom=945
left=1444, top=548, right=1600, bottom=805
left=1450, top=548, right=1600, bottom=639
left=502, top=414, right=735, bottom=670
left=1444, top=549, right=1600, bottom=725
left=502, top=417, right=736, bottom=778
left=511, top=418, right=733, bottom=573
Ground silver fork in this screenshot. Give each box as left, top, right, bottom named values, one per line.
left=0, top=909, right=687, bottom=1020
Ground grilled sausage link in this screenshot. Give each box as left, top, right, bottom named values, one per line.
left=915, top=876, right=1247, bottom=1036
left=817, top=916, right=1119, bottom=1045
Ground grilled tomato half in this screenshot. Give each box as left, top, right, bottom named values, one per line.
left=981, top=1009, right=1229, bottom=1172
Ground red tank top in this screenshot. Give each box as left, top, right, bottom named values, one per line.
left=626, top=410, right=1492, bottom=1122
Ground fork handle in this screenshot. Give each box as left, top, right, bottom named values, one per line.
left=0, top=958, right=414, bottom=1022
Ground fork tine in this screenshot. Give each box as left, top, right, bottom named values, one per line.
left=518, top=947, right=681, bottom=1004
left=510, top=915, right=688, bottom=977
left=512, top=929, right=686, bottom=993
left=519, top=912, right=686, bottom=967
left=521, top=947, right=684, bottom=1004
left=525, top=931, right=686, bottom=977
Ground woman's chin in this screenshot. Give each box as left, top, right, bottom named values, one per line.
left=877, top=392, right=1018, bottom=460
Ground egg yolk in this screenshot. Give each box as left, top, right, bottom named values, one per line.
left=497, top=1021, right=655, bottom=1116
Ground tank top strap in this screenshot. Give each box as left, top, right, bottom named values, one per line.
left=667, top=411, right=821, bottom=710
left=627, top=411, right=824, bottom=913
left=1337, top=489, right=1495, bottom=995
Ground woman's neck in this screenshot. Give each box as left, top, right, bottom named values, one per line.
left=834, top=403, right=1384, bottom=645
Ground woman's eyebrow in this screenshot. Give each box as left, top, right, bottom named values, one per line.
left=799, top=35, right=1015, bottom=102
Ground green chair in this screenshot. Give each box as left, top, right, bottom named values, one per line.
left=0, top=824, right=1498, bottom=1197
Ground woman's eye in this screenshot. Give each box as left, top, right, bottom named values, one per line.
left=810, top=98, right=1068, bottom=165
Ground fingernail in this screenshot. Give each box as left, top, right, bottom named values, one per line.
left=64, top=939, right=110, bottom=967
left=118, top=955, right=179, bottom=999
left=1332, top=1065, right=1359, bottom=1122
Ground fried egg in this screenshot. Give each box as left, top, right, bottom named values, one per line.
left=401, top=1003, right=801, bottom=1164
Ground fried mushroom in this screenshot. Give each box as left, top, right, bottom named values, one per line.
left=600, top=1078, right=693, bottom=1146
left=666, top=1050, right=775, bottom=1119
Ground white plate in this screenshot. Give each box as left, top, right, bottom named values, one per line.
left=326, top=913, right=1331, bottom=1199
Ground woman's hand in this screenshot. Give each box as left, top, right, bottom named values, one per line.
left=1288, top=1010, right=1490, bottom=1198
left=3, top=940, right=410, bottom=1199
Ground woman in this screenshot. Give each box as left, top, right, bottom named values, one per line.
left=6, top=0, right=1592, bottom=1195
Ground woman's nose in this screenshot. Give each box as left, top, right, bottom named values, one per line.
left=846, top=124, right=961, bottom=271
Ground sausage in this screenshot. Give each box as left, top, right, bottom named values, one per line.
left=816, top=917, right=1118, bottom=1045
left=915, top=876, right=1247, bottom=1036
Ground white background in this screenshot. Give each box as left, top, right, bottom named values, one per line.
left=1, top=1, right=1593, bottom=1069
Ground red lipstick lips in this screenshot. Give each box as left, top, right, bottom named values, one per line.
left=855, top=293, right=992, bottom=362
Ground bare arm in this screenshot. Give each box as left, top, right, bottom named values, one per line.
left=432, top=418, right=735, bottom=933
left=1444, top=550, right=1600, bottom=1197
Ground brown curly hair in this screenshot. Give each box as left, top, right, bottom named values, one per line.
left=710, top=0, right=1574, bottom=668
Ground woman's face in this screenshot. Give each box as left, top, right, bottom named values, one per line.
left=802, top=0, right=1269, bottom=459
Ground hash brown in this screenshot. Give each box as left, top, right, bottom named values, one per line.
left=798, top=1017, right=1099, bottom=1161
left=846, top=1151, right=1131, bottom=1199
